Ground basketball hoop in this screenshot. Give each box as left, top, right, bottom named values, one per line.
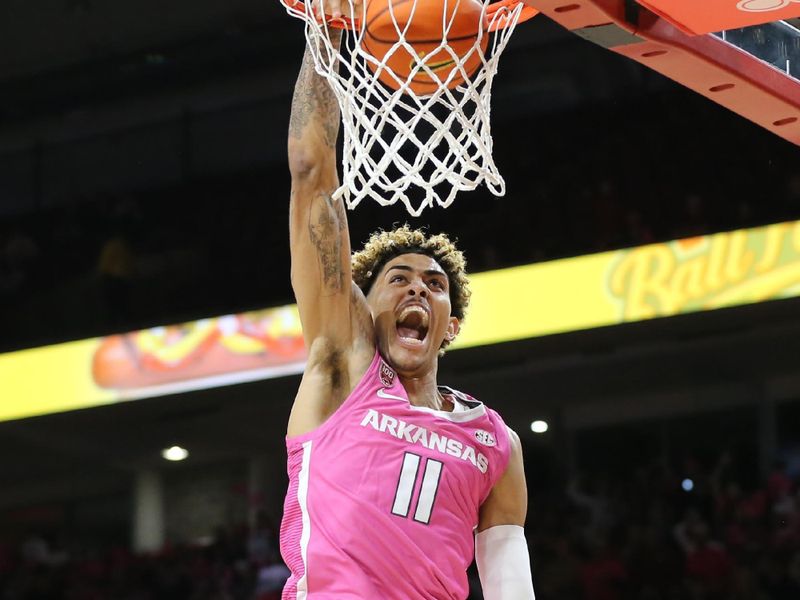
left=282, top=0, right=537, bottom=215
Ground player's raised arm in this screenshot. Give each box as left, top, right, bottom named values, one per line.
left=287, top=34, right=352, bottom=349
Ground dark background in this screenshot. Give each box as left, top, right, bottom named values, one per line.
left=1, top=1, right=800, bottom=599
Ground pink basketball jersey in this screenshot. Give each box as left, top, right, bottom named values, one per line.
left=280, top=351, right=512, bottom=599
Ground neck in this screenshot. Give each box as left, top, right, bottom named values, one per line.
left=399, top=368, right=446, bottom=411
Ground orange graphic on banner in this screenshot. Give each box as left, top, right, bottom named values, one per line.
left=637, top=0, right=800, bottom=35
left=92, top=308, right=305, bottom=389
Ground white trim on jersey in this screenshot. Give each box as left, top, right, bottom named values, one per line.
left=376, top=384, right=486, bottom=422
left=406, top=402, right=486, bottom=422
left=296, top=440, right=313, bottom=599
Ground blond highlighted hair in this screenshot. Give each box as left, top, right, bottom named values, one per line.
left=351, top=225, right=471, bottom=327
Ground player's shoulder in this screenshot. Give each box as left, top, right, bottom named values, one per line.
left=505, top=426, right=522, bottom=454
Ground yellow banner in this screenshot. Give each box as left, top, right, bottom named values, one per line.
left=3, top=220, right=800, bottom=422
left=453, top=220, right=800, bottom=348
left=0, top=306, right=306, bottom=423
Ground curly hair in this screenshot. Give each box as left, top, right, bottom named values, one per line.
left=351, top=225, right=471, bottom=329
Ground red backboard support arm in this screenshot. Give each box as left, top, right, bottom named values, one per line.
left=525, top=0, right=800, bottom=146
left=637, top=0, right=800, bottom=36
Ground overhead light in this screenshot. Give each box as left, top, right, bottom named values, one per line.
left=681, top=478, right=694, bottom=492
left=530, top=420, right=549, bottom=434
left=162, top=446, right=189, bottom=461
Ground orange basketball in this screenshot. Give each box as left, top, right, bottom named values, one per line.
left=362, top=0, right=488, bottom=95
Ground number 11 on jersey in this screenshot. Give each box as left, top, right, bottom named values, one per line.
left=391, top=452, right=443, bottom=525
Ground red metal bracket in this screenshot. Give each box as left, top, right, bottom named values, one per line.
left=637, top=0, right=800, bottom=36
left=525, top=0, right=800, bottom=145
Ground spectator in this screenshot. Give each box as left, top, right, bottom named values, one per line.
left=96, top=229, right=137, bottom=330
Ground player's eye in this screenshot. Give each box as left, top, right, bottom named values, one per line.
left=429, top=279, right=445, bottom=290
left=390, top=275, right=406, bottom=283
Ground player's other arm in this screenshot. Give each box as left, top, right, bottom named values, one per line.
left=476, top=429, right=535, bottom=599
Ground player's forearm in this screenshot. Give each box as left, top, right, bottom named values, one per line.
left=476, top=525, right=536, bottom=600
left=288, top=34, right=342, bottom=180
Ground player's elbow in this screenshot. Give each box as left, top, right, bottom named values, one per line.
left=288, top=144, right=318, bottom=180
left=288, top=138, right=332, bottom=184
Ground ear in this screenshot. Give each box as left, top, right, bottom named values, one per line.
left=445, top=317, right=460, bottom=342
left=364, top=285, right=378, bottom=320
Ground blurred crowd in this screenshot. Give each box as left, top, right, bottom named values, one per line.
left=530, top=455, right=800, bottom=600
left=0, top=517, right=289, bottom=600
left=0, top=180, right=286, bottom=352
left=0, top=453, right=797, bottom=599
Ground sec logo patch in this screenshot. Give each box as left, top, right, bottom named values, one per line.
left=474, top=430, right=496, bottom=447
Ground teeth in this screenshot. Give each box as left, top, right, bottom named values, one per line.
left=398, top=305, right=429, bottom=328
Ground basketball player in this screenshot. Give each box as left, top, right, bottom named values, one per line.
left=279, top=30, right=535, bottom=600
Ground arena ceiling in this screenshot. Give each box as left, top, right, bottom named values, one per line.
left=0, top=0, right=274, bottom=80
left=0, top=0, right=668, bottom=145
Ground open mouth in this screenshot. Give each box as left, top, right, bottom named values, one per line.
left=396, top=304, right=429, bottom=347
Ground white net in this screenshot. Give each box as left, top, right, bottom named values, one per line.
left=283, top=0, right=526, bottom=215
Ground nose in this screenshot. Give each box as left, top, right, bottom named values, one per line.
left=407, top=280, right=428, bottom=298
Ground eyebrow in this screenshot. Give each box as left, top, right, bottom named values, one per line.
left=386, top=265, right=447, bottom=278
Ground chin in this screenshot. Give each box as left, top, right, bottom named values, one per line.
left=382, top=338, right=435, bottom=374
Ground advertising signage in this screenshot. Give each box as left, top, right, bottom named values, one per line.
left=2, top=220, right=800, bottom=422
